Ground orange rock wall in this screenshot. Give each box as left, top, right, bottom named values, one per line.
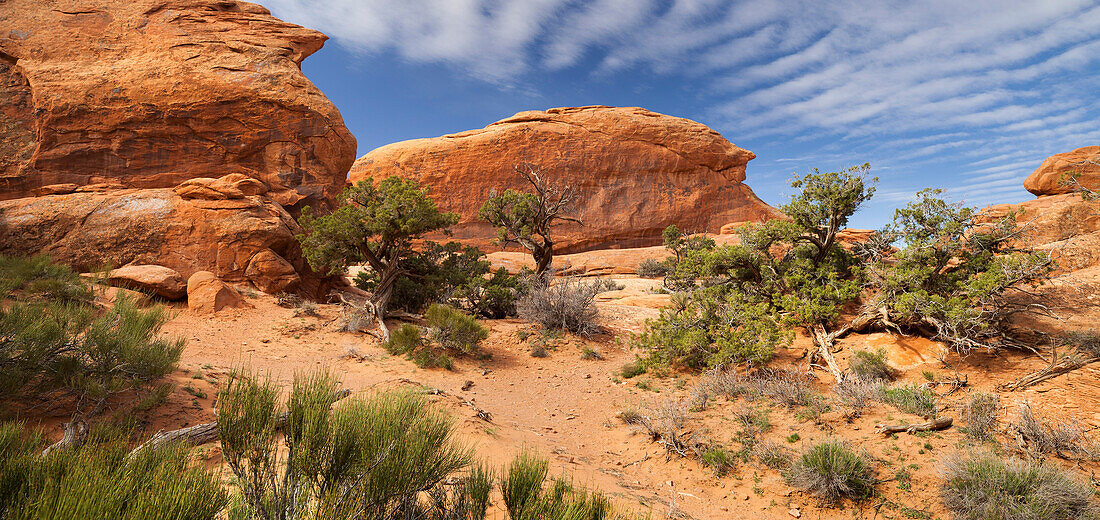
left=349, top=106, right=782, bottom=253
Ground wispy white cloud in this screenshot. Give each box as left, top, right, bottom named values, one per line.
left=265, top=0, right=1100, bottom=213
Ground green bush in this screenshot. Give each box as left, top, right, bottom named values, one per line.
left=0, top=421, right=226, bottom=519
left=785, top=440, right=876, bottom=502
left=0, top=255, right=182, bottom=416
left=848, top=349, right=896, bottom=381
left=354, top=241, right=523, bottom=318
left=702, top=447, right=734, bottom=477
left=619, top=358, right=646, bottom=379
left=426, top=304, right=489, bottom=356
left=940, top=452, right=1098, bottom=520
left=880, top=384, right=938, bottom=418
left=635, top=258, right=672, bottom=278
left=500, top=451, right=617, bottom=520
left=383, top=323, right=454, bottom=370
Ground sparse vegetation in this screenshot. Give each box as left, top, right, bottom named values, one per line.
left=702, top=447, right=734, bottom=477
left=517, top=277, right=604, bottom=335
left=425, top=304, right=489, bottom=356
left=0, top=420, right=227, bottom=519
left=635, top=258, right=672, bottom=278
left=479, top=163, right=581, bottom=276
left=619, top=358, right=646, bottom=379
left=848, top=349, right=896, bottom=381
left=786, top=440, right=876, bottom=502
left=963, top=393, right=1000, bottom=441
left=879, top=384, right=938, bottom=418
left=580, top=346, right=603, bottom=360
left=833, top=377, right=880, bottom=419
left=1011, top=402, right=1095, bottom=459
left=940, top=452, right=1098, bottom=520
left=0, top=254, right=182, bottom=427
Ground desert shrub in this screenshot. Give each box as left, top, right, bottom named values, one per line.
left=0, top=421, right=226, bottom=519
left=426, top=304, right=489, bottom=356
left=635, top=258, right=672, bottom=278
left=940, top=452, right=1098, bottom=520
left=630, top=397, right=689, bottom=457
left=702, top=447, right=734, bottom=477
left=786, top=441, right=876, bottom=502
left=833, top=378, right=881, bottom=420
left=848, top=349, right=896, bottom=381
left=1062, top=329, right=1100, bottom=357
left=500, top=451, right=618, bottom=520
left=752, top=441, right=795, bottom=470
left=517, top=277, right=602, bottom=335
left=580, top=346, right=603, bottom=360
left=1012, top=403, right=1095, bottom=458
left=0, top=255, right=182, bottom=417
left=529, top=344, right=549, bottom=358
left=743, top=368, right=821, bottom=409
left=963, top=393, right=1000, bottom=441
left=636, top=290, right=786, bottom=370
left=879, top=384, right=938, bottom=418
left=619, top=358, right=646, bottom=379
left=384, top=324, right=454, bottom=370
left=354, top=241, right=523, bottom=318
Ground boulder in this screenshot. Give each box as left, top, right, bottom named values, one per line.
left=245, top=248, right=301, bottom=294
left=0, top=186, right=329, bottom=294
left=106, top=265, right=186, bottom=300
left=349, top=106, right=782, bottom=253
left=187, top=271, right=249, bottom=314
left=1023, top=146, right=1100, bottom=196
left=0, top=0, right=356, bottom=212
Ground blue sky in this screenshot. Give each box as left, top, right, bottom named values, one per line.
left=265, top=0, right=1100, bottom=228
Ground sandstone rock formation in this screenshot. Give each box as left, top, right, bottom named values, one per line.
left=1023, top=146, right=1099, bottom=196
left=187, top=271, right=249, bottom=314
left=349, top=106, right=782, bottom=253
left=107, top=265, right=186, bottom=300
left=0, top=0, right=354, bottom=295
left=0, top=180, right=314, bottom=294
left=0, top=0, right=356, bottom=211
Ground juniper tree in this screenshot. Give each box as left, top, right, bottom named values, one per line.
left=298, top=177, right=459, bottom=339
left=478, top=163, right=580, bottom=277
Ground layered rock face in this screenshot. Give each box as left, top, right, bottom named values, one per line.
left=0, top=0, right=356, bottom=295
left=0, top=181, right=310, bottom=294
left=0, top=0, right=355, bottom=211
left=982, top=147, right=1100, bottom=332
left=349, top=106, right=782, bottom=253
left=1023, top=146, right=1100, bottom=196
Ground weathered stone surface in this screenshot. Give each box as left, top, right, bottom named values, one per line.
left=0, top=187, right=328, bottom=294
left=1023, top=146, right=1100, bottom=196
left=245, top=248, right=301, bottom=294
left=187, top=271, right=248, bottom=314
left=0, top=0, right=356, bottom=212
left=349, top=106, right=782, bottom=253
left=107, top=265, right=186, bottom=300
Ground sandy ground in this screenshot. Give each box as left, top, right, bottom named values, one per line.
left=13, top=269, right=1100, bottom=520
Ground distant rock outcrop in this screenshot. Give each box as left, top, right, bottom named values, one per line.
left=1023, top=146, right=1100, bottom=196
left=349, top=106, right=782, bottom=253
left=0, top=0, right=355, bottom=211
left=0, top=0, right=355, bottom=295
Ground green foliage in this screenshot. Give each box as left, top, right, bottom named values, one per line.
left=426, top=304, right=489, bottom=356
left=866, top=189, right=1053, bottom=352
left=635, top=258, right=672, bottom=278
left=785, top=440, right=876, bottom=502
left=478, top=163, right=579, bottom=276
left=383, top=324, right=454, bottom=370
left=218, top=370, right=474, bottom=520
left=940, top=452, right=1098, bottom=520
left=879, top=384, right=938, bottom=418
left=702, top=447, right=734, bottom=477
left=0, top=255, right=182, bottom=416
left=639, top=165, right=875, bottom=371
left=618, top=358, right=646, bottom=379
left=848, top=349, right=896, bottom=381
left=298, top=177, right=459, bottom=318
left=499, top=451, right=618, bottom=520
left=353, top=241, right=523, bottom=318
left=0, top=421, right=226, bottom=519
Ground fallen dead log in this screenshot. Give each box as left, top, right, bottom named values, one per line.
left=127, top=389, right=351, bottom=459
left=999, top=354, right=1099, bottom=391
left=875, top=416, right=952, bottom=435
left=41, top=420, right=89, bottom=457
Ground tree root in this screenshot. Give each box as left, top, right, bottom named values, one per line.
left=999, top=354, right=1099, bottom=391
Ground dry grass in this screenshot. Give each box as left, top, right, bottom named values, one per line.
left=940, top=451, right=1099, bottom=520
left=963, top=393, right=1000, bottom=441
left=1012, top=403, right=1096, bottom=459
